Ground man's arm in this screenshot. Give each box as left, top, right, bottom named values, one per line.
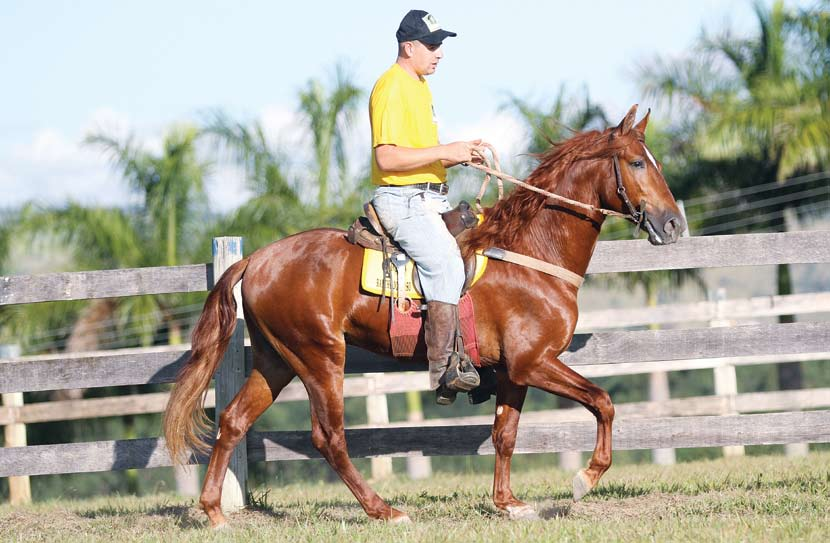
left=375, top=140, right=482, bottom=172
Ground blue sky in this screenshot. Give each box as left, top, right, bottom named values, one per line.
left=0, top=1, right=817, bottom=211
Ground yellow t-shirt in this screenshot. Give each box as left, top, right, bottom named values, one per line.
left=369, top=63, right=447, bottom=186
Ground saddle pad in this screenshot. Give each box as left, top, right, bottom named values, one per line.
left=360, top=248, right=488, bottom=299
left=390, top=293, right=481, bottom=366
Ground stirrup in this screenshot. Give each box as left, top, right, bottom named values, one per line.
left=435, top=384, right=457, bottom=405
left=443, top=352, right=480, bottom=392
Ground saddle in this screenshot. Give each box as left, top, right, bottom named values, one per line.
left=347, top=200, right=486, bottom=300
left=347, top=200, right=496, bottom=404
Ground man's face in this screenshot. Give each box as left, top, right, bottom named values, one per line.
left=406, top=40, right=443, bottom=76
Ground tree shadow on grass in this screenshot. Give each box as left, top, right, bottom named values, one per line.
left=77, top=503, right=205, bottom=529
left=539, top=502, right=572, bottom=519
left=547, top=481, right=651, bottom=501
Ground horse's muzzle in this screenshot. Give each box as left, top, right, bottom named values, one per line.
left=645, top=211, right=687, bottom=245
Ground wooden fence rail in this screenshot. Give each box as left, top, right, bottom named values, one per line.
left=2, top=410, right=828, bottom=478
left=2, top=322, right=829, bottom=394
left=3, top=231, right=828, bottom=307
left=576, top=291, right=830, bottom=331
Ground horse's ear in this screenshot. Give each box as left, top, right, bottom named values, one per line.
left=634, top=108, right=651, bottom=134
left=614, top=104, right=639, bottom=135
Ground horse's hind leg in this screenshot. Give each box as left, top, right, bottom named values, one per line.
left=490, top=370, right=537, bottom=519
left=200, top=333, right=296, bottom=529
left=510, top=357, right=615, bottom=501
left=301, top=349, right=411, bottom=523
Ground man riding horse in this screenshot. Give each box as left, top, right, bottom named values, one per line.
left=370, top=9, right=485, bottom=404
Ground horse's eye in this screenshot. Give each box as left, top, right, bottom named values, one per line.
left=630, top=160, right=645, bottom=169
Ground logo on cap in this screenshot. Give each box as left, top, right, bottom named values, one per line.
left=422, top=13, right=441, bottom=32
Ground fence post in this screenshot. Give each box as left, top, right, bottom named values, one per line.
left=212, top=237, right=248, bottom=511
left=649, top=371, right=676, bottom=465
left=405, top=387, right=432, bottom=479
left=365, top=373, right=393, bottom=480
left=709, top=288, right=745, bottom=457
left=1, top=344, right=31, bottom=505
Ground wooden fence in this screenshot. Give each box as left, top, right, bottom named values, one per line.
left=2, top=231, right=830, bottom=509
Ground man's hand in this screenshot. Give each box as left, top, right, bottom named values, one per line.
left=441, top=139, right=491, bottom=167
left=441, top=139, right=481, bottom=163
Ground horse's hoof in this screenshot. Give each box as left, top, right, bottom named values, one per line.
left=505, top=504, right=540, bottom=521
left=572, top=469, right=593, bottom=502
left=389, top=512, right=412, bottom=524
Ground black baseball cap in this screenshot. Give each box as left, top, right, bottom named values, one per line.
left=396, top=10, right=457, bottom=45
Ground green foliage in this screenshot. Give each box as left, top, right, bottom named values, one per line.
left=86, top=124, right=210, bottom=266
left=502, top=84, right=608, bottom=156
left=298, top=62, right=364, bottom=211
left=640, top=0, right=830, bottom=202
left=202, top=110, right=310, bottom=252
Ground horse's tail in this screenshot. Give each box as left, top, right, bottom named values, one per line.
left=163, top=257, right=250, bottom=465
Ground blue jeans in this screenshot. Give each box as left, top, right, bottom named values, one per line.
left=372, top=186, right=465, bottom=304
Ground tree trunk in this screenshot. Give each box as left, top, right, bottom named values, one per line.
left=53, top=299, right=117, bottom=401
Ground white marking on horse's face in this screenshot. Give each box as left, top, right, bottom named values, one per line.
left=496, top=405, right=504, bottom=416
left=643, top=145, right=659, bottom=170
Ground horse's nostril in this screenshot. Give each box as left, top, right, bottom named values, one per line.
left=664, top=218, right=678, bottom=235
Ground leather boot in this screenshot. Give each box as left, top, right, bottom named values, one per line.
left=425, top=301, right=480, bottom=405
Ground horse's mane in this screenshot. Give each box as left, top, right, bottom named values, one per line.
left=463, top=127, right=638, bottom=255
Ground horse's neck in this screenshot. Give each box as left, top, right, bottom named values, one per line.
left=511, top=168, right=605, bottom=277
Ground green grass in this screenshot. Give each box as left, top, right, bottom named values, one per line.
left=1, top=452, right=828, bottom=542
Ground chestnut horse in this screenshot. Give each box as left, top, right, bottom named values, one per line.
left=163, top=105, right=686, bottom=527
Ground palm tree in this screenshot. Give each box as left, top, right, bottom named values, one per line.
left=202, top=111, right=309, bottom=252
left=638, top=1, right=830, bottom=391
left=6, top=124, right=212, bottom=359
left=503, top=84, right=609, bottom=156
left=86, top=124, right=210, bottom=345
left=86, top=124, right=210, bottom=269
left=297, top=63, right=364, bottom=212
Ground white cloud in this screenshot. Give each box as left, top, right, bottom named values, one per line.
left=0, top=102, right=375, bottom=213
left=203, top=163, right=251, bottom=213
left=3, top=121, right=136, bottom=208
left=443, top=111, right=527, bottom=160
left=442, top=111, right=529, bottom=180
left=260, top=104, right=306, bottom=150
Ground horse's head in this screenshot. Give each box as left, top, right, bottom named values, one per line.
left=598, top=105, right=686, bottom=245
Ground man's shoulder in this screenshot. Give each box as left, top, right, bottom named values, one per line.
left=372, top=65, right=405, bottom=95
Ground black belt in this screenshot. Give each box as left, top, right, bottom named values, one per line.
left=387, top=182, right=449, bottom=195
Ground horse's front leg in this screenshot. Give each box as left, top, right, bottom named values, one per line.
left=510, top=355, right=615, bottom=501
left=491, top=369, right=536, bottom=519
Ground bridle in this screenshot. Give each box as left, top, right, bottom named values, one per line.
left=468, top=142, right=656, bottom=239
left=611, top=154, right=659, bottom=241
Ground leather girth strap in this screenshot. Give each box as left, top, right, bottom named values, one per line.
left=482, top=247, right=583, bottom=288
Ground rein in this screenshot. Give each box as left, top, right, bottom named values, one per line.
left=466, top=145, right=649, bottom=231
left=462, top=145, right=655, bottom=289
